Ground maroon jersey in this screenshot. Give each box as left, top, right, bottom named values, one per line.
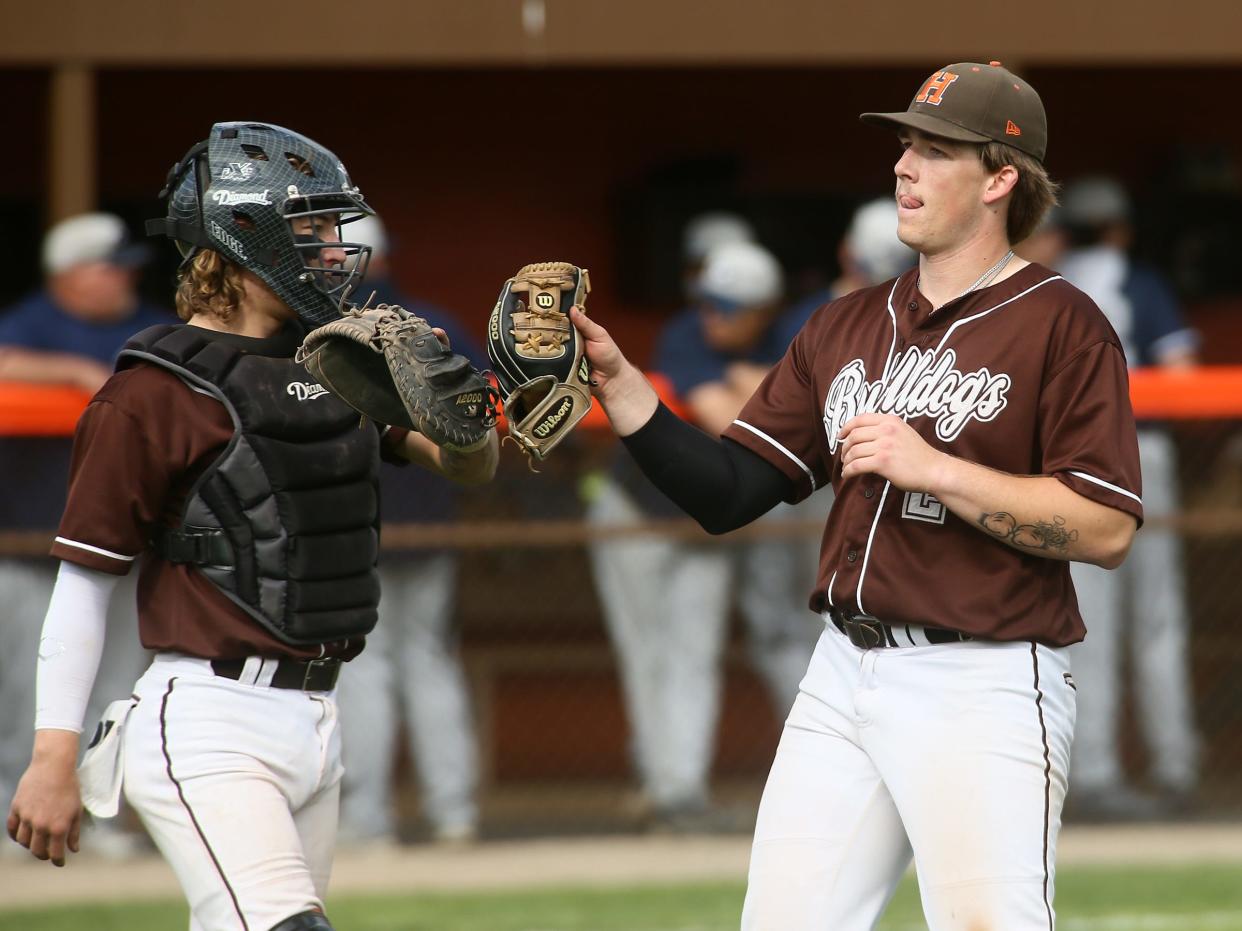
left=724, top=263, right=1143, bottom=646
left=50, top=362, right=408, bottom=661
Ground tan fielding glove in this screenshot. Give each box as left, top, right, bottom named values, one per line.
left=486, top=262, right=592, bottom=462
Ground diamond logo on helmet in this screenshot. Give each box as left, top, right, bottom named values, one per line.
left=211, top=189, right=272, bottom=206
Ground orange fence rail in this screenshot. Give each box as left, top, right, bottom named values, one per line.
left=1126, top=367, right=1242, bottom=419
left=2, top=367, right=1240, bottom=438
left=0, top=373, right=691, bottom=437
left=0, top=383, right=95, bottom=436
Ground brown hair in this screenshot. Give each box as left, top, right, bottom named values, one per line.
left=979, top=142, right=1060, bottom=245
left=174, top=250, right=246, bottom=323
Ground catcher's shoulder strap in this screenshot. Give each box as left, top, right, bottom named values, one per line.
left=151, top=524, right=233, bottom=567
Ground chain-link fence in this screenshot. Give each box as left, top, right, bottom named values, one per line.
left=2, top=411, right=1240, bottom=839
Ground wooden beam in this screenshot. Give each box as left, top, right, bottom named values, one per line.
left=48, top=64, right=96, bottom=222
left=1, top=0, right=1238, bottom=66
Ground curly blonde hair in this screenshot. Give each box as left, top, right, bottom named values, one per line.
left=174, top=250, right=246, bottom=323
left=979, top=142, right=1060, bottom=245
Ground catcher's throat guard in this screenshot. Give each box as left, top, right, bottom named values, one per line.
left=487, top=262, right=593, bottom=462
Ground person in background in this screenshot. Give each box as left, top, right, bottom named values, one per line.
left=0, top=213, right=172, bottom=391
left=0, top=212, right=173, bottom=860
left=333, top=214, right=483, bottom=846
left=680, top=211, right=758, bottom=290
left=779, top=199, right=914, bottom=341
left=585, top=227, right=821, bottom=833
left=1014, top=206, right=1069, bottom=270
left=797, top=197, right=917, bottom=312
left=1056, top=176, right=1202, bottom=821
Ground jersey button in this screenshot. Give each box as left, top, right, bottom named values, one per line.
left=863, top=487, right=876, bottom=499
left=907, top=301, right=919, bottom=311
left=846, top=550, right=858, bottom=563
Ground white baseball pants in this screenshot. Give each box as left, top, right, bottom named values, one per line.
left=743, top=623, right=1075, bottom=930
left=122, top=654, right=343, bottom=931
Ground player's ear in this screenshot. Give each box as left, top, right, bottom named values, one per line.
left=983, top=164, right=1019, bottom=206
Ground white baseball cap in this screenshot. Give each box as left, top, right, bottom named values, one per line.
left=682, top=212, right=756, bottom=262
left=42, top=212, right=150, bottom=276
left=346, top=213, right=388, bottom=258
left=697, top=240, right=784, bottom=310
left=343, top=212, right=388, bottom=274
left=1060, top=177, right=1131, bottom=226
left=845, top=198, right=916, bottom=284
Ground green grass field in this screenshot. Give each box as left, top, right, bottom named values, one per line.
left=2, top=864, right=1241, bottom=930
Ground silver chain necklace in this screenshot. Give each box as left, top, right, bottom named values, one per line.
left=919, top=249, right=1015, bottom=308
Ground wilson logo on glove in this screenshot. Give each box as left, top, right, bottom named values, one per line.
left=533, top=397, right=575, bottom=439
left=487, top=261, right=592, bottom=463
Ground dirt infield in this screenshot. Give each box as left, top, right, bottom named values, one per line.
left=1, top=822, right=1240, bottom=910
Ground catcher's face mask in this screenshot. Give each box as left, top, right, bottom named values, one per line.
left=286, top=200, right=372, bottom=311
left=146, top=121, right=375, bottom=329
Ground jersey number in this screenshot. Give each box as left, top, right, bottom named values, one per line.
left=903, top=491, right=946, bottom=524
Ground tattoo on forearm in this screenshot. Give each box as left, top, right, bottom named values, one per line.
left=977, top=512, right=1079, bottom=554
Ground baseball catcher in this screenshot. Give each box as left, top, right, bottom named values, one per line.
left=487, top=261, right=592, bottom=461
left=298, top=301, right=498, bottom=452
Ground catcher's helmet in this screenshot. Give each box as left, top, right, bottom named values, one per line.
left=146, top=121, right=375, bottom=329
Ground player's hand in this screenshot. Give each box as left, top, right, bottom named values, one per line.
left=568, top=307, right=624, bottom=391
left=569, top=306, right=659, bottom=436
left=6, top=736, right=83, bottom=867
left=838, top=413, right=950, bottom=490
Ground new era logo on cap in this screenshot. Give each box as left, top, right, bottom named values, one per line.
left=1006, top=120, right=1022, bottom=136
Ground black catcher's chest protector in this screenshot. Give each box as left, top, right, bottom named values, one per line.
left=119, top=324, right=382, bottom=645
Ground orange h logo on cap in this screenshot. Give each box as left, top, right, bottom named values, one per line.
left=915, top=70, right=959, bottom=106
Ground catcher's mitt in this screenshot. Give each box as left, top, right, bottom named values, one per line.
left=297, top=304, right=498, bottom=451
left=486, top=262, right=592, bottom=462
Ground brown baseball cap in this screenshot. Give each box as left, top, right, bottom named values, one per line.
left=861, top=61, right=1047, bottom=162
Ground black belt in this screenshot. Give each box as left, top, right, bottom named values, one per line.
left=211, top=657, right=342, bottom=691
left=827, top=606, right=971, bottom=650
